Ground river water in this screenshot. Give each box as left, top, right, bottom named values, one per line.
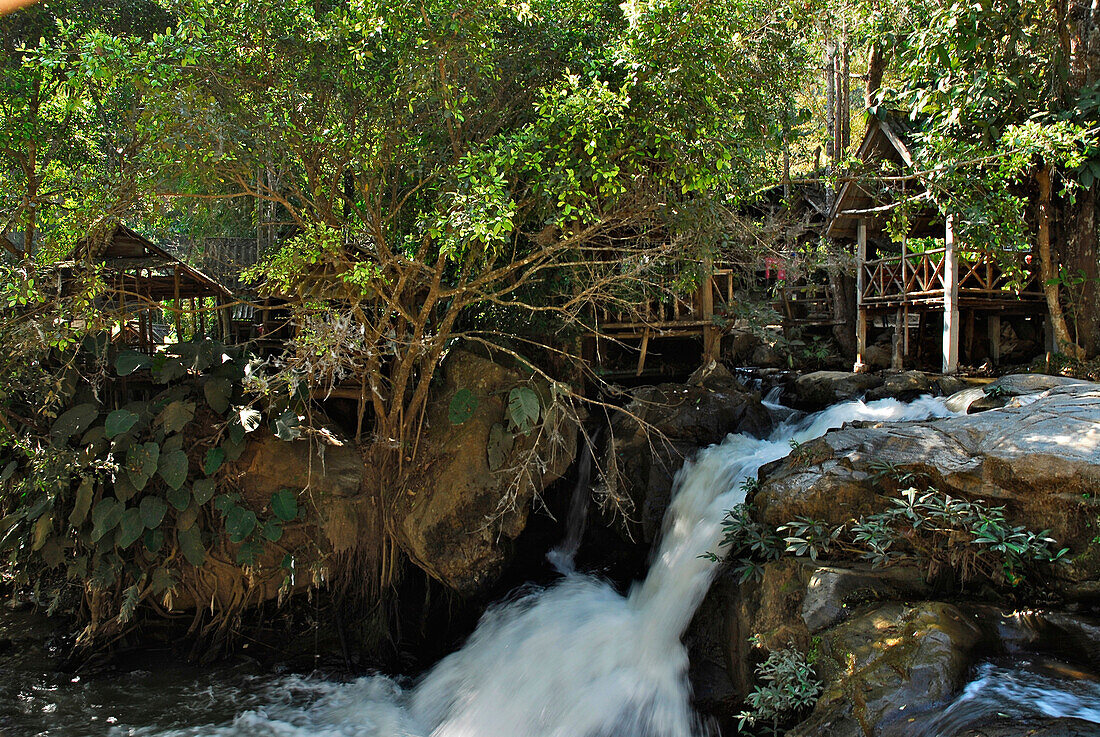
left=5, top=394, right=1097, bottom=737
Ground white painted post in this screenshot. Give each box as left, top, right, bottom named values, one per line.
left=855, top=219, right=868, bottom=371
left=943, top=216, right=960, bottom=374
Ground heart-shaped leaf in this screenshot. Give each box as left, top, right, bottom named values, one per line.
left=166, top=486, right=190, bottom=511
left=69, top=477, right=95, bottom=527
left=448, top=388, right=478, bottom=425
left=51, top=403, right=99, bottom=441
left=261, top=520, right=283, bottom=542
left=139, top=496, right=168, bottom=529
left=105, top=409, right=140, bottom=439
left=177, top=525, right=205, bottom=566
left=204, top=377, right=233, bottom=415
left=91, top=498, right=123, bottom=542
left=144, top=527, right=165, bottom=553
left=270, top=489, right=298, bottom=522
left=226, top=505, right=257, bottom=543
left=192, top=478, right=216, bottom=505
left=487, top=423, right=514, bottom=471
left=158, top=450, right=189, bottom=490
left=116, top=507, right=144, bottom=548
left=115, top=350, right=150, bottom=376
left=157, top=401, right=196, bottom=434
left=203, top=447, right=225, bottom=476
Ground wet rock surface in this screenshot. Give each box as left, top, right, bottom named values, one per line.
left=396, top=348, right=578, bottom=595
left=753, top=378, right=1100, bottom=583
left=790, top=602, right=983, bottom=737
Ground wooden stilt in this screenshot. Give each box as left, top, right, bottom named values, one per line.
left=892, top=307, right=904, bottom=370
left=636, top=330, right=650, bottom=377
left=988, top=315, right=1001, bottom=366
left=855, top=219, right=868, bottom=371
left=943, top=216, right=960, bottom=374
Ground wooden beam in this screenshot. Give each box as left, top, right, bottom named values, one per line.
left=855, top=219, right=868, bottom=371
left=943, top=216, right=960, bottom=374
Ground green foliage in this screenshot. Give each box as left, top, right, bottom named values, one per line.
left=0, top=340, right=311, bottom=641
left=737, top=643, right=821, bottom=734
left=507, top=386, right=541, bottom=435
left=448, top=389, right=479, bottom=426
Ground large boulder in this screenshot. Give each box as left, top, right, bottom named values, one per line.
left=785, top=371, right=886, bottom=410
left=754, top=379, right=1100, bottom=584
left=687, top=559, right=930, bottom=718
left=395, top=348, right=578, bottom=595
left=600, top=367, right=772, bottom=542
left=790, top=602, right=983, bottom=737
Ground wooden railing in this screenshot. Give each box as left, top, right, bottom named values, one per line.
left=861, top=249, right=1040, bottom=304
left=595, top=269, right=737, bottom=334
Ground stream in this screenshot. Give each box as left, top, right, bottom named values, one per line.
left=3, top=394, right=1099, bottom=737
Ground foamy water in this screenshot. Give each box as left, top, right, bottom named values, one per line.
left=130, top=396, right=953, bottom=737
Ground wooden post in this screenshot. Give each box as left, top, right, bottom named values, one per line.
left=854, top=219, right=868, bottom=371
left=173, top=265, right=183, bottom=340
left=988, top=314, right=1001, bottom=366
left=943, top=216, right=960, bottom=374
left=701, top=258, right=718, bottom=363
left=892, top=307, right=904, bottom=370
left=636, top=329, right=651, bottom=377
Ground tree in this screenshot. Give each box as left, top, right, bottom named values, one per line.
left=885, top=0, right=1100, bottom=358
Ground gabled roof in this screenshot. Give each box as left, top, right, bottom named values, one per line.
left=826, top=114, right=939, bottom=239
left=68, top=224, right=234, bottom=300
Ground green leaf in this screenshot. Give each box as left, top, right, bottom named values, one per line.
left=448, top=388, right=478, bottom=425
left=203, top=447, right=225, bottom=476
left=91, top=498, right=123, bottom=542
left=32, top=513, right=52, bottom=551
left=115, top=350, right=150, bottom=376
left=270, top=489, right=298, bottom=522
left=235, top=540, right=264, bottom=566
left=177, top=525, right=205, bottom=566
left=222, top=436, right=246, bottom=462
left=487, top=423, right=513, bottom=471
left=105, top=409, right=140, bottom=439
left=226, top=505, right=257, bottom=543
left=139, top=496, right=168, bottom=528
left=69, top=477, right=95, bottom=527
left=158, top=450, right=189, bottom=490
left=51, top=403, right=99, bottom=441
left=126, top=442, right=160, bottom=491
left=507, top=386, right=541, bottom=435
left=261, top=520, right=283, bottom=542
left=157, top=400, right=196, bottom=433
left=192, top=478, right=216, bottom=505
left=115, top=472, right=139, bottom=502
left=144, top=527, right=165, bottom=553
left=151, top=356, right=186, bottom=384
left=273, top=410, right=301, bottom=441
left=150, top=566, right=174, bottom=593
left=167, top=486, right=190, bottom=511
left=117, top=507, right=144, bottom=548
left=204, top=377, right=233, bottom=415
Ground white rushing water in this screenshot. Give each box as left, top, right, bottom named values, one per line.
left=137, top=396, right=952, bottom=737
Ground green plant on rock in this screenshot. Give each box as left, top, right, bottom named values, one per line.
left=737, top=639, right=822, bottom=735
left=700, top=497, right=783, bottom=582
left=0, top=339, right=309, bottom=645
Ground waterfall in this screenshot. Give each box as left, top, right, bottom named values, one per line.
left=546, top=429, right=599, bottom=575
left=142, top=395, right=953, bottom=737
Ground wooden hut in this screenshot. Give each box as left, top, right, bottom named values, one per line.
left=827, top=116, right=1045, bottom=374
left=63, top=224, right=236, bottom=354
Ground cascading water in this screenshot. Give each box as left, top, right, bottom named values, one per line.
left=109, top=396, right=952, bottom=737
left=546, top=430, right=599, bottom=575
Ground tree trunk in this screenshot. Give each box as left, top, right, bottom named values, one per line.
left=866, top=41, right=887, bottom=107
left=830, top=269, right=857, bottom=358
left=1037, top=165, right=1085, bottom=359
left=1059, top=186, right=1100, bottom=355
